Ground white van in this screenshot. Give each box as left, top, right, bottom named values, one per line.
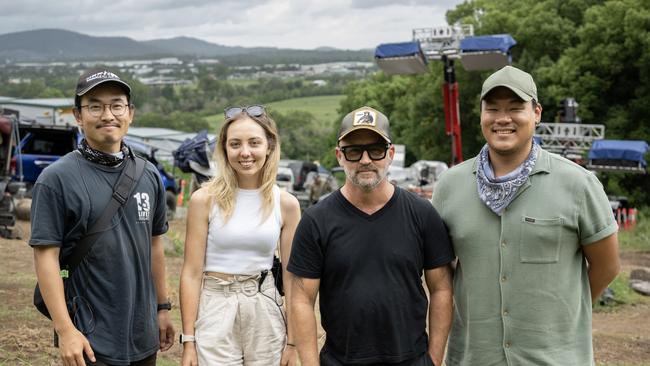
left=276, top=166, right=294, bottom=192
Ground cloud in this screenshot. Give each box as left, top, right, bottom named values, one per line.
left=351, top=0, right=462, bottom=9
left=351, top=0, right=431, bottom=8
left=0, top=0, right=465, bottom=49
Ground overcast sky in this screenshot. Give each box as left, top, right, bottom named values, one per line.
left=0, top=0, right=465, bottom=49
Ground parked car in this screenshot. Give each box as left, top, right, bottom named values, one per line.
left=13, top=122, right=81, bottom=192
left=276, top=166, right=294, bottom=192
left=405, top=160, right=448, bottom=200
left=279, top=159, right=318, bottom=192
left=387, top=165, right=414, bottom=188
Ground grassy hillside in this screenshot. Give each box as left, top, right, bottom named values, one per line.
left=204, top=94, right=345, bottom=129
left=267, top=95, right=344, bottom=124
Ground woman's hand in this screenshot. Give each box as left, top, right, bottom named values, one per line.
left=181, top=342, right=199, bottom=366
left=280, top=344, right=298, bottom=366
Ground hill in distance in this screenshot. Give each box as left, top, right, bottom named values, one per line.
left=0, top=29, right=373, bottom=65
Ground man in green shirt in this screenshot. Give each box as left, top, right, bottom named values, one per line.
left=432, top=66, right=620, bottom=365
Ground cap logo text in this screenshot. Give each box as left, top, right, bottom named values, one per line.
left=86, top=70, right=120, bottom=83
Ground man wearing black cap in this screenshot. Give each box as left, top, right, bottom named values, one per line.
left=288, top=106, right=454, bottom=366
left=30, top=69, right=175, bottom=365
left=432, top=66, right=620, bottom=365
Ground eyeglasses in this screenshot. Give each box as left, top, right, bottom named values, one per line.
left=224, top=105, right=266, bottom=119
left=339, top=143, right=391, bottom=162
left=80, top=102, right=129, bottom=117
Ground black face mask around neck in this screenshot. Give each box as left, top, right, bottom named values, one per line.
left=77, top=138, right=130, bottom=167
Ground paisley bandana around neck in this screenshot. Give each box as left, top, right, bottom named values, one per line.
left=476, top=141, right=540, bottom=216
left=77, top=138, right=130, bottom=167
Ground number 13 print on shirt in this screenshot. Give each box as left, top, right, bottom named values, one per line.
left=133, top=192, right=150, bottom=222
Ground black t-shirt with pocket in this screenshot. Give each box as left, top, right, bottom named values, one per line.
left=288, top=187, right=454, bottom=364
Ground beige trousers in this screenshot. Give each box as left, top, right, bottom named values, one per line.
left=195, top=273, right=286, bottom=366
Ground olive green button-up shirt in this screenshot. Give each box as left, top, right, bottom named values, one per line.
left=432, top=149, right=617, bottom=366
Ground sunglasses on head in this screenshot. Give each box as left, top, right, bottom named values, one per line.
left=339, top=142, right=391, bottom=162
left=224, top=105, right=266, bottom=119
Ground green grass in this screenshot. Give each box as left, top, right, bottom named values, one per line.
left=2, top=272, right=36, bottom=288
left=164, top=229, right=185, bottom=257
left=593, top=212, right=650, bottom=312
left=594, top=271, right=648, bottom=312
left=0, top=304, right=39, bottom=323
left=227, top=78, right=257, bottom=87
left=157, top=358, right=179, bottom=366
left=618, top=210, right=650, bottom=252
left=204, top=94, right=345, bottom=130
left=203, top=114, right=223, bottom=129
left=266, top=95, right=344, bottom=124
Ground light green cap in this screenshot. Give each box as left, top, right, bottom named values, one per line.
left=481, top=65, right=537, bottom=102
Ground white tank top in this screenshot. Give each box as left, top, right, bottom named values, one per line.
left=204, top=185, right=283, bottom=275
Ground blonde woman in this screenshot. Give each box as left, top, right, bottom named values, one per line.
left=180, top=105, right=300, bottom=366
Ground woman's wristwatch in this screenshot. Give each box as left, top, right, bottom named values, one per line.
left=180, top=334, right=196, bottom=343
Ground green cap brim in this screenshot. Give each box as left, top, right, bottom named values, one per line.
left=482, top=84, right=533, bottom=102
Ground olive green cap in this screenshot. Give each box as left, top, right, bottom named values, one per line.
left=481, top=65, right=537, bottom=102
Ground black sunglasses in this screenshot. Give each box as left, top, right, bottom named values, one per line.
left=224, top=105, right=266, bottom=119
left=339, top=143, right=391, bottom=162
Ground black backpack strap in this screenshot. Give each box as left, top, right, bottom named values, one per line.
left=65, top=155, right=147, bottom=272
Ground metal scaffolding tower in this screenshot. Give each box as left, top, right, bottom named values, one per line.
left=412, top=25, right=474, bottom=60
left=535, top=122, right=605, bottom=160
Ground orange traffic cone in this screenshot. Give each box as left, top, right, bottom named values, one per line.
left=177, top=179, right=186, bottom=207
left=629, top=208, right=637, bottom=228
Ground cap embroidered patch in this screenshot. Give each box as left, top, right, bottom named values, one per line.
left=338, top=106, right=391, bottom=143
left=353, top=110, right=376, bottom=126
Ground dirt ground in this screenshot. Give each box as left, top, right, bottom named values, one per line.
left=1, top=219, right=649, bottom=365
left=593, top=252, right=650, bottom=365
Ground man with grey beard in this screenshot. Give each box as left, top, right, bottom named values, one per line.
left=288, top=106, right=455, bottom=366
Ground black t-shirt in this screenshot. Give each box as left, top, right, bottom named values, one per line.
left=29, top=151, right=168, bottom=365
left=288, top=187, right=454, bottom=364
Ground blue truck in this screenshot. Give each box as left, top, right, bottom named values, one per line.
left=13, top=123, right=80, bottom=186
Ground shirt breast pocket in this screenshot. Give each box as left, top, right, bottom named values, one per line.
left=519, top=216, right=563, bottom=263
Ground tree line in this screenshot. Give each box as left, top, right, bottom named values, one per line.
left=329, top=0, right=650, bottom=207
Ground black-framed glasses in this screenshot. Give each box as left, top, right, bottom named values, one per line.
left=224, top=105, right=266, bottom=119
left=339, top=143, right=391, bottom=162
left=80, top=102, right=129, bottom=117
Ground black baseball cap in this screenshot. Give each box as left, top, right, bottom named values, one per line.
left=75, top=68, right=131, bottom=98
